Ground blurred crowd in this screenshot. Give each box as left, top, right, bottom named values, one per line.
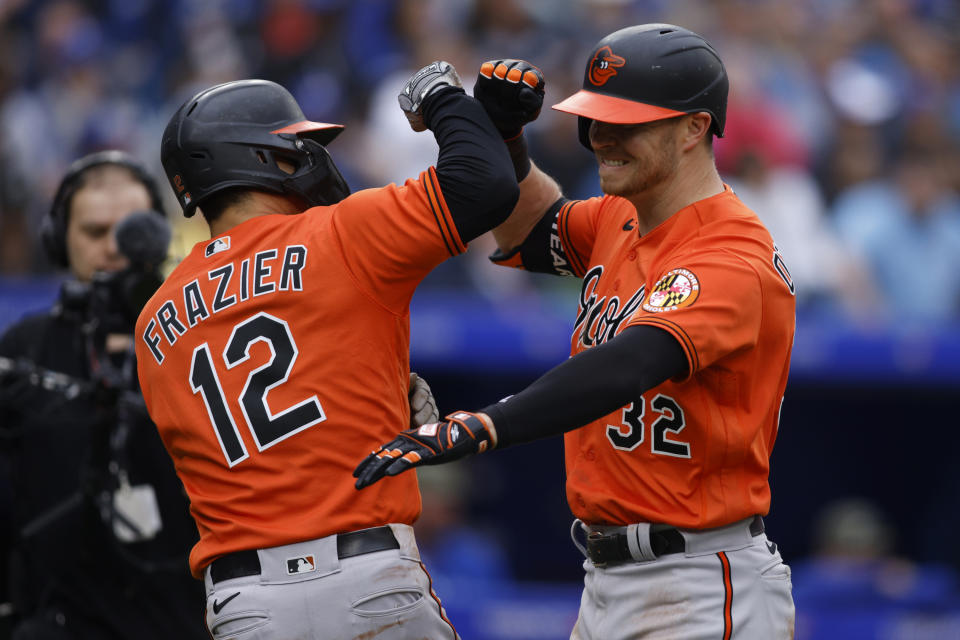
left=1, top=0, right=959, bottom=322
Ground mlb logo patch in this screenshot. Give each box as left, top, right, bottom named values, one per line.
left=205, top=236, right=231, bottom=257
left=286, top=555, right=316, bottom=575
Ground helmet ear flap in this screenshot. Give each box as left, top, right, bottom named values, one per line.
left=284, top=138, right=350, bottom=207
left=577, top=117, right=593, bottom=151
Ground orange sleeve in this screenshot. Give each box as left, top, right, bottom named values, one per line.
left=627, top=251, right=763, bottom=380
left=556, top=197, right=603, bottom=278
left=327, top=168, right=466, bottom=312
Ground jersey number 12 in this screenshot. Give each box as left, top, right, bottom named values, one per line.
left=189, top=312, right=326, bottom=467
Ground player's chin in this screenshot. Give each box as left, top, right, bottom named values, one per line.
left=598, top=175, right=635, bottom=198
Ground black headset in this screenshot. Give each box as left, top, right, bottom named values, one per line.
left=41, top=150, right=166, bottom=268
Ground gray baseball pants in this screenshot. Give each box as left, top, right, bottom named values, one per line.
left=570, top=516, right=795, bottom=639
left=202, top=524, right=459, bottom=639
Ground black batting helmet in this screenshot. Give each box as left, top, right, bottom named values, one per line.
left=553, top=24, right=728, bottom=149
left=161, top=79, right=349, bottom=218
left=42, top=150, right=166, bottom=268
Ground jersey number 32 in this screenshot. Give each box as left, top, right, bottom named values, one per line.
left=607, top=394, right=690, bottom=457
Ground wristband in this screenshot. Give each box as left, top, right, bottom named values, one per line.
left=503, top=130, right=532, bottom=181
left=481, top=402, right=513, bottom=448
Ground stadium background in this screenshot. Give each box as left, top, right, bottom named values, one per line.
left=1, top=1, right=959, bottom=638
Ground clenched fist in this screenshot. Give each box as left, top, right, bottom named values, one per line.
left=398, top=61, right=464, bottom=132
left=474, top=59, right=545, bottom=139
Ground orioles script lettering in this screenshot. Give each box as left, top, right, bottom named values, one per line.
left=573, top=265, right=645, bottom=349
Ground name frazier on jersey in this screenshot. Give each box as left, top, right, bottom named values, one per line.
left=141, top=245, right=308, bottom=364
left=573, top=265, right=645, bottom=349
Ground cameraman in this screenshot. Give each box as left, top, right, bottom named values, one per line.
left=0, top=151, right=207, bottom=640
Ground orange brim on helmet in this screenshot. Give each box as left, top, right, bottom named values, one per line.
left=552, top=90, right=686, bottom=124
left=271, top=120, right=344, bottom=146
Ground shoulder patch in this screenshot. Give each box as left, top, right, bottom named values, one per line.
left=205, top=236, right=231, bottom=257
left=642, top=268, right=700, bottom=313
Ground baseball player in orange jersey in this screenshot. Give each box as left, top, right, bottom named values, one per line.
left=134, top=63, right=518, bottom=639
left=355, top=24, right=796, bottom=639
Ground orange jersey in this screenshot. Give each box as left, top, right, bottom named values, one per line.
left=551, top=186, right=795, bottom=528
left=135, top=170, right=464, bottom=577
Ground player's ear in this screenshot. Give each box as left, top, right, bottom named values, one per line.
left=680, top=113, right=712, bottom=151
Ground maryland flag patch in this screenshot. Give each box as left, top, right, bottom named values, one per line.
left=643, top=268, right=700, bottom=313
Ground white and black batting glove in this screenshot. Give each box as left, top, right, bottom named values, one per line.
left=397, top=60, right=464, bottom=132
left=474, top=59, right=545, bottom=139
left=408, top=372, right=439, bottom=428
left=354, top=411, right=497, bottom=489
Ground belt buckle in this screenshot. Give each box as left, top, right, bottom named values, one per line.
left=586, top=530, right=609, bottom=568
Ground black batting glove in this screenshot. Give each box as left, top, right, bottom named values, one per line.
left=398, top=60, right=464, bottom=132
left=474, top=59, right=545, bottom=139
left=354, top=411, right=496, bottom=489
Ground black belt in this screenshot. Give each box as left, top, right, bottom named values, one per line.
left=209, top=526, right=400, bottom=584
left=586, top=515, right=764, bottom=567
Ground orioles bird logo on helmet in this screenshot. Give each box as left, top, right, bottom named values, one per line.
left=588, top=46, right=625, bottom=86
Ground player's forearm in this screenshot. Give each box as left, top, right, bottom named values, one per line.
left=491, top=162, right=562, bottom=252
left=482, top=325, right=688, bottom=448
left=425, top=89, right=520, bottom=242
left=353, top=327, right=688, bottom=491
